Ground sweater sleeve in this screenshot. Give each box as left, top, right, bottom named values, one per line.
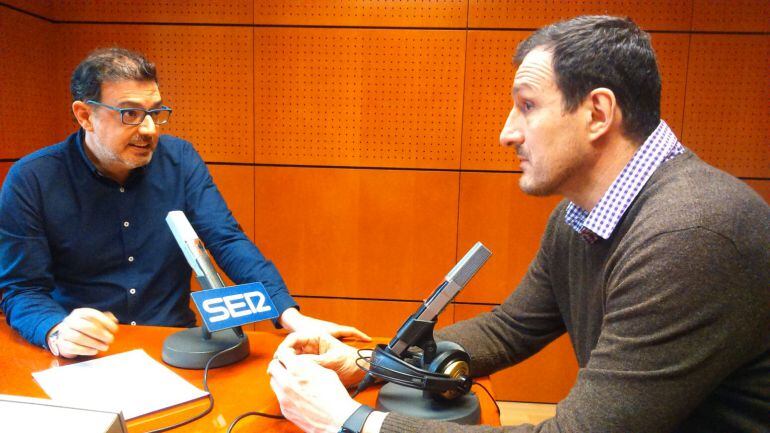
left=435, top=205, right=567, bottom=377
left=382, top=227, right=769, bottom=433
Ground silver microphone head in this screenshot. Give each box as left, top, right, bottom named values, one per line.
left=445, top=242, right=491, bottom=288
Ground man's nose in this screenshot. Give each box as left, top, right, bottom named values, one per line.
left=499, top=109, right=524, bottom=148
left=138, top=114, right=158, bottom=134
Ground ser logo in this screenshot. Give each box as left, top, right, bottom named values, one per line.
left=203, top=291, right=272, bottom=323
left=191, top=282, right=278, bottom=332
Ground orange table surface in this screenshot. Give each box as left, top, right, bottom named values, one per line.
left=0, top=321, right=500, bottom=432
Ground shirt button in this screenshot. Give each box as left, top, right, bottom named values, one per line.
left=123, top=221, right=130, bottom=228
left=128, top=256, right=134, bottom=262
left=129, top=288, right=136, bottom=295
left=130, top=321, right=137, bottom=326
left=119, top=187, right=125, bottom=193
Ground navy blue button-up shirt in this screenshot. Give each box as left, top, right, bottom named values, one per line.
left=0, top=130, right=297, bottom=347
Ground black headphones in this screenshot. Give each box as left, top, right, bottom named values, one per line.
left=364, top=340, right=472, bottom=400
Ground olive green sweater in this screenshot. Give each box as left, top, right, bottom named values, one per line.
left=381, top=152, right=770, bottom=433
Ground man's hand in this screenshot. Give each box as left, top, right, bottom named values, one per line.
left=280, top=308, right=371, bottom=341
left=47, top=308, right=119, bottom=358
left=276, top=332, right=366, bottom=386
left=268, top=349, right=361, bottom=433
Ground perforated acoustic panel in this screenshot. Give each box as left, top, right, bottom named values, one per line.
left=461, top=31, right=525, bottom=171
left=55, top=24, right=254, bottom=163
left=254, top=28, right=465, bottom=169
left=1, top=1, right=53, bottom=18
left=692, top=0, right=770, bottom=32
left=254, top=0, right=466, bottom=27
left=469, top=0, right=693, bottom=30
left=49, top=0, right=252, bottom=24
left=649, top=33, right=689, bottom=138
left=0, top=7, right=58, bottom=158
left=683, top=35, right=769, bottom=178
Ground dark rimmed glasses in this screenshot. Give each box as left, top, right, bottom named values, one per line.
left=86, top=100, right=173, bottom=126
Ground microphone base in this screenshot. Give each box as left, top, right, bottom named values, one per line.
left=162, top=327, right=250, bottom=369
left=375, top=383, right=480, bottom=425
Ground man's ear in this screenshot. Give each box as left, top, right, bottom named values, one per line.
left=72, top=100, right=94, bottom=131
left=585, top=88, right=617, bottom=142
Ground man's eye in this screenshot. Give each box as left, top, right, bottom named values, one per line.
left=123, top=109, right=142, bottom=121
left=523, top=101, right=534, bottom=111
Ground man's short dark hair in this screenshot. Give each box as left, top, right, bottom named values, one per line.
left=70, top=47, right=157, bottom=103
left=515, top=15, right=661, bottom=143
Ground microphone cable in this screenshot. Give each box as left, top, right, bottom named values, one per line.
left=144, top=343, right=284, bottom=433
left=143, top=344, right=232, bottom=433
left=226, top=410, right=284, bottom=433
left=471, top=381, right=500, bottom=415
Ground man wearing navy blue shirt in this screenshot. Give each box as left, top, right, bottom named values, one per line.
left=0, top=47, right=367, bottom=358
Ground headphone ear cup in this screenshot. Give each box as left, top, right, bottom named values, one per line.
left=428, top=341, right=471, bottom=400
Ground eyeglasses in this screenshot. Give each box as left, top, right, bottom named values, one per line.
left=86, top=100, right=173, bottom=126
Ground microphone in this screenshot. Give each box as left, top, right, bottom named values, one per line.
left=354, top=242, right=491, bottom=395
left=161, top=211, right=249, bottom=369
left=166, top=211, right=243, bottom=338
left=166, top=210, right=226, bottom=291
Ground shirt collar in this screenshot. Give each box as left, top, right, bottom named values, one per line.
left=565, top=120, right=685, bottom=243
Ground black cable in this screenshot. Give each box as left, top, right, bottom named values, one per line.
left=226, top=410, right=285, bottom=433
left=472, top=381, right=500, bottom=415
left=143, top=344, right=240, bottom=433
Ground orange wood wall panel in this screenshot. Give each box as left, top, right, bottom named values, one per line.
left=254, top=298, right=455, bottom=338
left=254, top=28, right=466, bottom=169
left=52, top=24, right=254, bottom=163
left=468, top=0, right=693, bottom=30
left=457, top=172, right=562, bottom=304
left=254, top=0, right=467, bottom=27
left=0, top=7, right=59, bottom=158
left=0, top=163, right=11, bottom=187
left=682, top=35, right=769, bottom=178
left=207, top=164, right=256, bottom=241
left=455, top=304, right=578, bottom=403
left=48, top=0, right=253, bottom=24
left=692, top=0, right=770, bottom=32
left=252, top=166, right=459, bottom=300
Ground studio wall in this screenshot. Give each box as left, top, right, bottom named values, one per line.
left=1, top=0, right=768, bottom=402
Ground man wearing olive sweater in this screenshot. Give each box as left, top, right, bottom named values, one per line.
left=266, top=15, right=770, bottom=433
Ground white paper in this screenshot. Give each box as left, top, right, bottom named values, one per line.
left=32, top=349, right=208, bottom=420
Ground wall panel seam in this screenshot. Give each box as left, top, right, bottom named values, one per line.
left=1, top=5, right=768, bottom=36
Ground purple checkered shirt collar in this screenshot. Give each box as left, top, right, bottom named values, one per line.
left=565, top=120, right=685, bottom=243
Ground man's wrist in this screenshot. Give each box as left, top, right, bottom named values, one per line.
left=279, top=307, right=303, bottom=331
left=338, top=404, right=374, bottom=433
left=361, top=411, right=386, bottom=433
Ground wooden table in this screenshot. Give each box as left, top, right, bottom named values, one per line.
left=0, top=322, right=500, bottom=432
